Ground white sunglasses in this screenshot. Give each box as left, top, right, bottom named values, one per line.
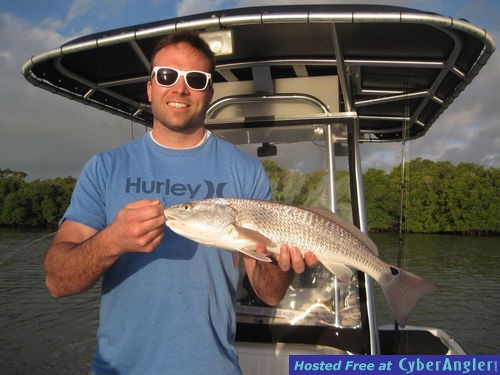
left=151, top=66, right=212, bottom=91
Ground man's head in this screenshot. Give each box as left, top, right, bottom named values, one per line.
left=150, top=31, right=216, bottom=76
left=147, top=31, right=215, bottom=141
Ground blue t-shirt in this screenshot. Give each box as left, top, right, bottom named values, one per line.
left=63, top=133, right=271, bottom=375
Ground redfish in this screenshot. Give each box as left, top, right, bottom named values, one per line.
left=164, top=198, right=437, bottom=327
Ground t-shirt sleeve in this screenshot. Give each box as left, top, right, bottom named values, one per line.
left=62, top=154, right=108, bottom=231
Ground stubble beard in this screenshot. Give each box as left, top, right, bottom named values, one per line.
left=151, top=103, right=205, bottom=134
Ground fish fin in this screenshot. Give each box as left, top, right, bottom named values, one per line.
left=238, top=248, right=272, bottom=262
left=380, top=266, right=438, bottom=328
left=317, top=258, right=353, bottom=284
left=307, top=207, right=378, bottom=255
left=230, top=225, right=275, bottom=262
left=233, top=225, right=276, bottom=248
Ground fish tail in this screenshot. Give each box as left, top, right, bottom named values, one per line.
left=380, top=266, right=437, bottom=328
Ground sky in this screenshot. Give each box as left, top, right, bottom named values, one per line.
left=0, top=0, right=499, bottom=179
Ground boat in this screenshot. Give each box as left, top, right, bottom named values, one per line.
left=22, top=4, right=495, bottom=370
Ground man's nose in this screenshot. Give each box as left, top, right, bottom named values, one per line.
left=172, top=75, right=189, bottom=93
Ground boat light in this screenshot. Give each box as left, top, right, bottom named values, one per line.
left=200, top=30, right=233, bottom=56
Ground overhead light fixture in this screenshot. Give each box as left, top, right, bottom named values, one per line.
left=200, top=30, right=233, bottom=56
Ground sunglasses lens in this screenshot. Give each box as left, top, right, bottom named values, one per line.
left=156, top=68, right=179, bottom=86
left=154, top=68, right=210, bottom=90
left=186, top=72, right=208, bottom=90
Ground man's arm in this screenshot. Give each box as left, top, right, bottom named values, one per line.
left=243, top=245, right=318, bottom=306
left=44, top=200, right=165, bottom=298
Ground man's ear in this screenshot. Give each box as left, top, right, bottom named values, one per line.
left=146, top=80, right=152, bottom=102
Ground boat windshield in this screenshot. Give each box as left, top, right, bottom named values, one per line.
left=233, top=137, right=362, bottom=329
left=207, top=71, right=364, bottom=331
left=237, top=262, right=362, bottom=329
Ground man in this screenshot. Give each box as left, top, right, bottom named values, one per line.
left=44, top=31, right=317, bottom=375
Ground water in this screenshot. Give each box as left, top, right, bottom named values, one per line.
left=371, top=233, right=500, bottom=354
left=1, top=229, right=499, bottom=373
left=0, top=228, right=100, bottom=374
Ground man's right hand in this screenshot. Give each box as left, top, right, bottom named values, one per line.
left=44, top=199, right=166, bottom=297
left=104, top=199, right=166, bottom=257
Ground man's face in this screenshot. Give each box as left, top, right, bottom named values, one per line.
left=147, top=42, right=214, bottom=133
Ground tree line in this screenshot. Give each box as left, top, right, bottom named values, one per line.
left=364, top=159, right=499, bottom=234
left=0, top=169, right=76, bottom=228
left=1, top=159, right=498, bottom=234
left=264, top=159, right=499, bottom=235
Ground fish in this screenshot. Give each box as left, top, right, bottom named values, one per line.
left=163, top=197, right=437, bottom=327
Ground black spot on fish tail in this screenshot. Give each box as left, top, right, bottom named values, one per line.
left=390, top=266, right=399, bottom=275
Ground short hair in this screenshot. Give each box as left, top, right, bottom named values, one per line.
left=150, top=31, right=215, bottom=75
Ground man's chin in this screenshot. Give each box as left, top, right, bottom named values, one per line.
left=156, top=119, right=203, bottom=134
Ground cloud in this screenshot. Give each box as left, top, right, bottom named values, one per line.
left=357, top=6, right=500, bottom=171
left=0, top=14, right=64, bottom=63
left=29, top=0, right=97, bottom=36
left=361, top=56, right=500, bottom=171
left=410, top=25, right=500, bottom=168
left=176, top=0, right=230, bottom=16
left=66, top=0, right=97, bottom=23
left=0, top=12, right=144, bottom=180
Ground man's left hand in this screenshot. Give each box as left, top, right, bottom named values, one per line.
left=255, top=244, right=319, bottom=274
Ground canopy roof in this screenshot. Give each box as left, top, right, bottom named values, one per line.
left=22, top=4, right=495, bottom=142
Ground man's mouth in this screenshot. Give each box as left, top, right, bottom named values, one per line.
left=168, top=101, right=188, bottom=108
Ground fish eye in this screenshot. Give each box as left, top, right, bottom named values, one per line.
left=182, top=204, right=191, bottom=210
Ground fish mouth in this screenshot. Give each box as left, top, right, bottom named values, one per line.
left=163, top=208, right=179, bottom=220
left=164, top=217, right=191, bottom=237
left=163, top=211, right=182, bottom=227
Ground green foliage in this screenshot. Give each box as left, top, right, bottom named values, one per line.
left=261, top=160, right=352, bottom=219
left=262, top=160, right=328, bottom=206
left=363, top=168, right=399, bottom=231
left=1, top=160, right=498, bottom=234
left=263, top=159, right=499, bottom=234
left=383, top=159, right=498, bottom=234
left=333, top=170, right=353, bottom=221
left=0, top=169, right=75, bottom=227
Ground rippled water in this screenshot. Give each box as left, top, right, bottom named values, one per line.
left=0, top=229, right=100, bottom=374
left=0, top=229, right=499, bottom=373
left=371, top=233, right=500, bottom=354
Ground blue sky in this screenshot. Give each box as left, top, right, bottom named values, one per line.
left=2, top=0, right=497, bottom=39
left=1, top=0, right=499, bottom=178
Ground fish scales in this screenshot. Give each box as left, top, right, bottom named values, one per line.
left=230, top=199, right=386, bottom=276
left=164, top=197, right=437, bottom=327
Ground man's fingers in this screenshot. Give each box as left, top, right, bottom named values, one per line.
left=303, top=251, right=319, bottom=268
left=259, top=244, right=318, bottom=274
left=124, top=200, right=164, bottom=223
left=127, top=199, right=162, bottom=209
left=279, top=245, right=291, bottom=272
left=138, top=227, right=165, bottom=250
left=289, top=246, right=305, bottom=274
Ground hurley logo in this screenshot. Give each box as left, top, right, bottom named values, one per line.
left=125, top=177, right=227, bottom=199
